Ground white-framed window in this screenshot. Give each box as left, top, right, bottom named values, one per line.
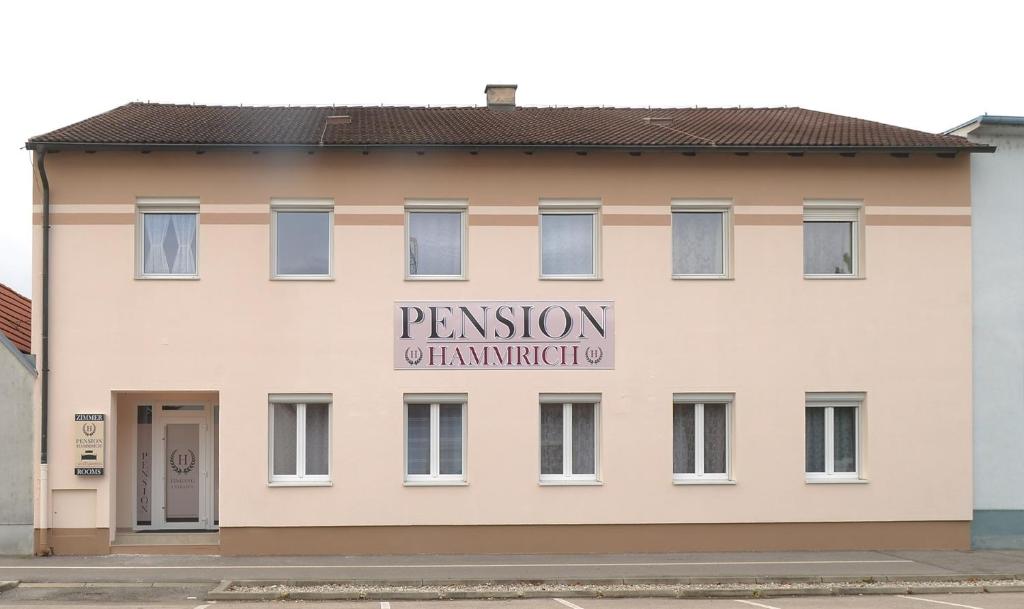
left=672, top=201, right=731, bottom=278
left=268, top=394, right=331, bottom=485
left=405, top=200, right=467, bottom=280
left=271, top=199, right=334, bottom=279
left=135, top=198, right=199, bottom=279
left=539, top=394, right=600, bottom=484
left=539, top=200, right=600, bottom=279
left=805, top=393, right=862, bottom=481
left=803, top=202, right=862, bottom=278
left=404, top=394, right=467, bottom=485
left=673, top=393, right=732, bottom=483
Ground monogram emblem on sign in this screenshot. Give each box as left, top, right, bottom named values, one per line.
left=585, top=346, right=604, bottom=365
left=169, top=449, right=196, bottom=475
left=404, top=347, right=424, bottom=366
left=82, top=422, right=96, bottom=436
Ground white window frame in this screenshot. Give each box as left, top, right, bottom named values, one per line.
left=539, top=393, right=601, bottom=485
left=538, top=199, right=601, bottom=280
left=404, top=200, right=468, bottom=281
left=803, top=201, right=863, bottom=279
left=268, top=394, right=332, bottom=486
left=671, top=200, right=733, bottom=279
left=135, top=198, right=200, bottom=280
left=270, top=198, right=335, bottom=280
left=672, top=393, right=733, bottom=484
left=403, top=394, right=468, bottom=485
left=805, top=392, right=863, bottom=482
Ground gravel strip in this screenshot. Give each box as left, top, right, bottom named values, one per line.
left=230, top=578, right=1024, bottom=595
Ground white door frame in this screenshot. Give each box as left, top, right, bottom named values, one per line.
left=134, top=402, right=215, bottom=531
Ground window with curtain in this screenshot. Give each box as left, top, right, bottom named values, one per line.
left=273, top=208, right=332, bottom=277
left=269, top=396, right=331, bottom=483
left=803, top=205, right=860, bottom=276
left=141, top=211, right=198, bottom=277
left=406, top=210, right=464, bottom=278
left=673, top=397, right=731, bottom=482
left=540, top=211, right=597, bottom=277
left=539, top=398, right=599, bottom=482
left=672, top=210, right=727, bottom=276
left=404, top=396, right=466, bottom=483
left=805, top=394, right=861, bottom=480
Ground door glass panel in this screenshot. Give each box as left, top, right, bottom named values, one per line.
left=136, top=406, right=152, bottom=526
left=165, top=423, right=200, bottom=523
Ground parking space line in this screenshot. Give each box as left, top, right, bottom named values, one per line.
left=554, top=599, right=587, bottom=609
left=734, top=600, right=783, bottom=609
left=897, top=596, right=985, bottom=609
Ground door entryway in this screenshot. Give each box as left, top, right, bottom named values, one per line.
left=134, top=402, right=218, bottom=532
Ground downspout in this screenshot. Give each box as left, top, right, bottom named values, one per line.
left=35, top=148, right=50, bottom=555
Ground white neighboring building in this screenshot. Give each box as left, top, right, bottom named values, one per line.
left=948, top=116, right=1024, bottom=548
left=0, top=283, right=34, bottom=555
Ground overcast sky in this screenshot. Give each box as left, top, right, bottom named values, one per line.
left=2, top=0, right=1021, bottom=297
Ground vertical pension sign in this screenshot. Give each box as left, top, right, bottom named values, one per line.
left=395, top=301, right=614, bottom=370
left=74, top=413, right=105, bottom=476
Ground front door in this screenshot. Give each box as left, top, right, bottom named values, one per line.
left=149, top=405, right=214, bottom=530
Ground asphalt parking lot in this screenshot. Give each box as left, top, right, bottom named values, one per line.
left=4, top=590, right=1024, bottom=609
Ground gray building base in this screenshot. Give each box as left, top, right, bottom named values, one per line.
left=973, top=510, right=1024, bottom=549
left=0, top=524, right=33, bottom=556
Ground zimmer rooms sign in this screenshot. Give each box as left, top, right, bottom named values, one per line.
left=395, top=301, right=614, bottom=370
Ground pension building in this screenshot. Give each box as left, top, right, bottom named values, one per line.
left=26, top=86, right=987, bottom=555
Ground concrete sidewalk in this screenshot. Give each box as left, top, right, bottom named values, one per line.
left=0, top=550, right=1023, bottom=584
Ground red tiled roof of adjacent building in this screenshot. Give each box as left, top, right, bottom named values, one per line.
left=0, top=283, right=30, bottom=354
left=26, top=103, right=986, bottom=152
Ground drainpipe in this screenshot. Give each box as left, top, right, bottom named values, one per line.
left=36, top=149, right=50, bottom=555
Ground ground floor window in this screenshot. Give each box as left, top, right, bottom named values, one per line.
left=673, top=394, right=732, bottom=482
left=805, top=393, right=862, bottom=481
left=540, top=394, right=600, bottom=483
left=404, top=394, right=467, bottom=484
left=269, top=394, right=331, bottom=484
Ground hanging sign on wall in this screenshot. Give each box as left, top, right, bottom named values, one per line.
left=74, top=413, right=105, bottom=476
left=395, top=301, right=614, bottom=370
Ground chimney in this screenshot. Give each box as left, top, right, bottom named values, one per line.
left=484, top=84, right=517, bottom=111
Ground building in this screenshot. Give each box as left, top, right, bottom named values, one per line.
left=947, top=116, right=1024, bottom=549
left=26, top=86, right=990, bottom=556
left=0, top=283, right=35, bottom=555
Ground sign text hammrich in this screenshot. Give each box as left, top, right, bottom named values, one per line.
left=395, top=301, right=614, bottom=370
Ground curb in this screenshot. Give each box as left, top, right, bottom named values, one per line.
left=0, top=582, right=18, bottom=593
left=204, top=577, right=1024, bottom=602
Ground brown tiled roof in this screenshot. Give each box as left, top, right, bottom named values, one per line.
left=27, top=103, right=985, bottom=151
left=0, top=283, right=30, bottom=354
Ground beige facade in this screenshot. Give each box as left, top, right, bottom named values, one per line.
left=31, top=149, right=973, bottom=555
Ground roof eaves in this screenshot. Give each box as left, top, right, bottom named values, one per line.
left=0, top=331, right=35, bottom=376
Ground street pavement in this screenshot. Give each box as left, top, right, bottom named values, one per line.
left=2, top=550, right=1024, bottom=583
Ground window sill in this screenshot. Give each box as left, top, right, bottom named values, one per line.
left=539, top=479, right=603, bottom=486
left=673, top=479, right=736, bottom=485
left=803, top=275, right=865, bottom=280
left=135, top=275, right=200, bottom=281
left=539, top=276, right=602, bottom=281
left=271, top=275, right=334, bottom=281
left=267, top=480, right=333, bottom=487
left=403, top=481, right=469, bottom=487
left=405, top=276, right=468, bottom=282
left=805, top=477, right=867, bottom=484
left=672, top=275, right=733, bottom=281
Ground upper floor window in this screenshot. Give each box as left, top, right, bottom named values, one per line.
left=271, top=199, right=333, bottom=279
left=136, top=199, right=199, bottom=279
left=672, top=201, right=731, bottom=278
left=804, top=202, right=862, bottom=277
left=540, top=394, right=600, bottom=484
left=805, top=393, right=862, bottom=482
left=405, top=201, right=467, bottom=280
left=540, top=200, right=600, bottom=279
